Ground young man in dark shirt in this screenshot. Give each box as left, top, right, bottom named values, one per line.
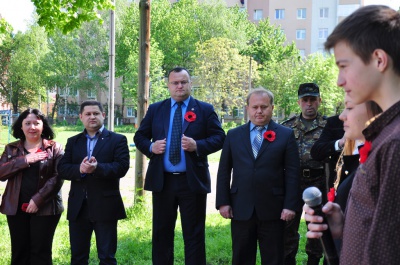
left=304, top=5, right=400, bottom=264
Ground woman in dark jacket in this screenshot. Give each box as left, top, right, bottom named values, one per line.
left=0, top=108, right=64, bottom=265
left=331, top=100, right=382, bottom=255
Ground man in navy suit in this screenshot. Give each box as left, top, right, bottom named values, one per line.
left=58, top=100, right=130, bottom=265
left=134, top=67, right=225, bottom=265
left=216, top=88, right=300, bottom=265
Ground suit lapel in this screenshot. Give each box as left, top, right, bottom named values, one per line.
left=183, top=97, right=197, bottom=134
left=243, top=123, right=254, bottom=159
left=91, top=129, right=109, bottom=158
left=76, top=134, right=88, bottom=158
left=257, top=120, right=277, bottom=157
left=163, top=99, right=172, bottom=136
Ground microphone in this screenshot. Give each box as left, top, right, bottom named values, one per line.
left=303, top=187, right=340, bottom=265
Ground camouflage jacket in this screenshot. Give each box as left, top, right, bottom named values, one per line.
left=281, top=113, right=327, bottom=169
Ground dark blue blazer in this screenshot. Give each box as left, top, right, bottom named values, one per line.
left=58, top=128, right=130, bottom=221
left=216, top=121, right=300, bottom=221
left=134, top=97, right=225, bottom=194
left=311, top=115, right=344, bottom=189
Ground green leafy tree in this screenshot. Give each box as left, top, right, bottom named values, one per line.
left=194, top=37, right=259, bottom=117
left=0, top=22, right=14, bottom=104
left=259, top=57, right=302, bottom=120
left=32, top=0, right=115, bottom=33
left=244, top=18, right=299, bottom=67
left=42, top=12, right=110, bottom=120
left=115, top=0, right=166, bottom=109
left=244, top=18, right=301, bottom=120
left=152, top=0, right=253, bottom=70
left=0, top=18, right=13, bottom=45
left=293, top=53, right=342, bottom=116
left=1, top=26, right=49, bottom=112
left=74, top=17, right=109, bottom=94
left=43, top=29, right=81, bottom=119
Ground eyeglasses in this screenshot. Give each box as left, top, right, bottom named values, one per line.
left=169, top=80, right=190, bottom=86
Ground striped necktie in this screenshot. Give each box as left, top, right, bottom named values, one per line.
left=252, top=126, right=263, bottom=158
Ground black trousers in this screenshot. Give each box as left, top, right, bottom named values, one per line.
left=69, top=200, right=118, bottom=265
left=7, top=212, right=61, bottom=265
left=152, top=173, right=207, bottom=265
left=231, top=211, right=285, bottom=265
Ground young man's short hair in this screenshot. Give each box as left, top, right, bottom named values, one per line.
left=325, top=5, right=400, bottom=75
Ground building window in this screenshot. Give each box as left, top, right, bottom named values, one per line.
left=275, top=9, right=285, bottom=19
left=127, top=107, right=135, bottom=117
left=296, top=29, right=306, bottom=40
left=58, top=106, right=79, bottom=116
left=299, top=49, right=306, bottom=57
left=232, top=107, right=244, bottom=118
left=254, top=9, right=263, bottom=20
left=87, top=89, right=96, bottom=99
left=318, top=28, right=329, bottom=39
left=297, top=8, right=306, bottom=19
left=59, top=87, right=78, bottom=97
left=320, top=8, right=329, bottom=18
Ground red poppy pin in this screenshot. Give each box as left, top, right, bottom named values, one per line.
left=263, top=130, right=276, bottom=142
left=36, top=148, right=42, bottom=153
left=327, top=188, right=336, bottom=202
left=359, top=141, right=372, bottom=164
left=184, top=111, right=196, bottom=122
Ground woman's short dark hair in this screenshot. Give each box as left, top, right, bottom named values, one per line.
left=12, top=108, right=55, bottom=140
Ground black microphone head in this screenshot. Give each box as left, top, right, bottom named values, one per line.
left=303, top=186, right=322, bottom=207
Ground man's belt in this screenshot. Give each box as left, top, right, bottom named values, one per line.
left=164, top=172, right=186, bottom=176
left=301, top=168, right=324, bottom=178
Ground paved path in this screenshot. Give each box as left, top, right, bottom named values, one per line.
left=117, top=160, right=220, bottom=214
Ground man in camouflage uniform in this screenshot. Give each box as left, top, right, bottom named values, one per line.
left=281, top=83, right=327, bottom=265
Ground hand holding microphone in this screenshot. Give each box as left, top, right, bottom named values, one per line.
left=303, top=187, right=340, bottom=265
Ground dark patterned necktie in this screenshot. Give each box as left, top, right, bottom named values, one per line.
left=252, top=126, right=263, bottom=158
left=169, top=102, right=183, bottom=165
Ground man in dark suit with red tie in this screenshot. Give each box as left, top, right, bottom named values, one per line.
left=216, top=88, right=300, bottom=265
left=134, top=67, right=225, bottom=265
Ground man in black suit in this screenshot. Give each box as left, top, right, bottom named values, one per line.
left=310, top=115, right=345, bottom=190
left=216, top=88, right=299, bottom=265
left=134, top=67, right=225, bottom=265
left=58, top=100, right=130, bottom=265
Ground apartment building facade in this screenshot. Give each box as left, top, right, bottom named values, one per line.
left=224, top=0, right=365, bottom=56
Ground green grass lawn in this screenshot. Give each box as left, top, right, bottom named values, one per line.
left=0, top=199, right=311, bottom=264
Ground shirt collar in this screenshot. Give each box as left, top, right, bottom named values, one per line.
left=84, top=125, right=104, bottom=138
left=250, top=122, right=268, bottom=131
left=363, top=100, right=400, bottom=141
left=171, top=96, right=191, bottom=108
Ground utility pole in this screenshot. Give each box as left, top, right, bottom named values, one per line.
left=135, top=0, right=151, bottom=202
left=108, top=0, right=116, bottom=131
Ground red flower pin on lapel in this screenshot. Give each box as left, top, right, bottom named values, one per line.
left=327, top=188, right=336, bottom=202
left=263, top=130, right=276, bottom=142
left=184, top=111, right=196, bottom=122
left=359, top=141, right=372, bottom=164
left=36, top=148, right=42, bottom=153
